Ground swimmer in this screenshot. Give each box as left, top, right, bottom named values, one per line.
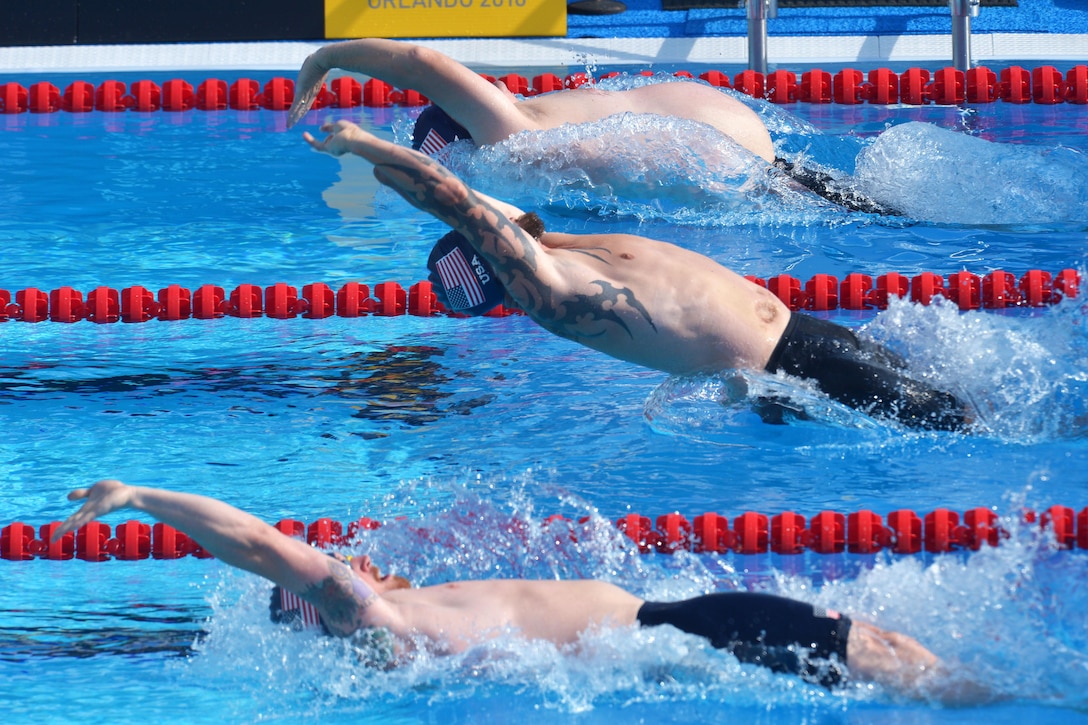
left=287, top=39, right=894, bottom=214
left=53, top=479, right=987, bottom=702
left=304, top=121, right=968, bottom=431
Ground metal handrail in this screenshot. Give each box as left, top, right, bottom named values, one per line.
left=745, top=0, right=982, bottom=73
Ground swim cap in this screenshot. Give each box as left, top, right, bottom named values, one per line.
left=412, top=105, right=473, bottom=157
left=270, top=585, right=328, bottom=633
left=427, top=230, right=505, bottom=315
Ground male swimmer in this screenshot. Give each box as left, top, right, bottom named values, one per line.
left=304, top=120, right=968, bottom=430
left=288, top=39, right=897, bottom=215
left=54, top=479, right=988, bottom=702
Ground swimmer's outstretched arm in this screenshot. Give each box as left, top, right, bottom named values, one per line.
left=54, top=480, right=397, bottom=637
left=288, top=39, right=519, bottom=142
left=305, top=121, right=612, bottom=343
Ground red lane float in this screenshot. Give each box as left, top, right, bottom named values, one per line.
left=2, top=65, right=1087, bottom=115
left=4, top=505, right=1086, bottom=561
left=0, top=269, right=1079, bottom=324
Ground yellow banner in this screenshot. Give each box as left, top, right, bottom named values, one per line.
left=325, top=0, right=567, bottom=39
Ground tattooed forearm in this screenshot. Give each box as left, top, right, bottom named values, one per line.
left=374, top=159, right=542, bottom=276
left=374, top=154, right=657, bottom=340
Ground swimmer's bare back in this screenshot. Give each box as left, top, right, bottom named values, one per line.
left=533, top=230, right=790, bottom=374
left=290, top=41, right=773, bottom=162
left=513, top=82, right=776, bottom=163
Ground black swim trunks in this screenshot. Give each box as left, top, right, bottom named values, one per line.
left=774, top=157, right=901, bottom=216
left=637, top=592, right=852, bottom=688
left=765, top=313, right=968, bottom=431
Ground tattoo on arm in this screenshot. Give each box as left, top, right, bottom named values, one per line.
left=376, top=156, right=657, bottom=339
left=300, top=560, right=378, bottom=631
left=533, top=279, right=658, bottom=341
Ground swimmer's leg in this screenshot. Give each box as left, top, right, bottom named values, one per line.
left=637, top=592, right=850, bottom=687
left=772, top=157, right=903, bottom=216
left=766, top=314, right=969, bottom=430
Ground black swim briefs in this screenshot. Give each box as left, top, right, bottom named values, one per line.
left=637, top=592, right=852, bottom=688
left=764, top=313, right=968, bottom=431
left=774, top=157, right=901, bottom=216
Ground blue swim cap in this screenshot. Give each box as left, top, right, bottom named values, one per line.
left=412, top=106, right=473, bottom=157
left=427, top=230, right=505, bottom=315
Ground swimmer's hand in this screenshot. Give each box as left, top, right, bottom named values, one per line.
left=303, top=120, right=372, bottom=157
left=53, top=479, right=132, bottom=542
left=287, top=52, right=329, bottom=129
left=302, top=122, right=476, bottom=233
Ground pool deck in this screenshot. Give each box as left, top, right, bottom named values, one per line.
left=1, top=0, right=1085, bottom=73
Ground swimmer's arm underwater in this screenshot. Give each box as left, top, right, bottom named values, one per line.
left=53, top=480, right=398, bottom=637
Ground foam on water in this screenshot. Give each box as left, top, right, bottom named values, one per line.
left=446, top=115, right=836, bottom=227
left=853, top=121, right=1088, bottom=226
left=388, top=73, right=842, bottom=227
left=644, top=295, right=1088, bottom=445
left=399, top=75, right=1088, bottom=230
left=868, top=294, right=1088, bottom=441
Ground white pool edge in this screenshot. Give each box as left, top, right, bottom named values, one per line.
left=0, top=33, right=1085, bottom=75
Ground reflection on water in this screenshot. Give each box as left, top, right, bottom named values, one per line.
left=0, top=604, right=203, bottom=661
left=334, top=346, right=495, bottom=431
left=0, top=344, right=495, bottom=432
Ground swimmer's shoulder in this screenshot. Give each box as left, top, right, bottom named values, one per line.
left=539, top=231, right=643, bottom=251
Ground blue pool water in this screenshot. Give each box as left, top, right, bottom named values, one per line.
left=1, top=69, right=1087, bottom=723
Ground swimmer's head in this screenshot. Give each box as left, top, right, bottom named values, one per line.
left=426, top=213, right=545, bottom=315
left=426, top=230, right=506, bottom=316
left=268, top=585, right=397, bottom=667
left=412, top=105, right=474, bottom=157
left=269, top=553, right=410, bottom=635
left=347, top=553, right=412, bottom=593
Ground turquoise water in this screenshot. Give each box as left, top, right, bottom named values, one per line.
left=1, top=70, right=1087, bottom=722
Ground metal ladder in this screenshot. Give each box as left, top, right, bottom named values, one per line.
left=745, top=0, right=982, bottom=73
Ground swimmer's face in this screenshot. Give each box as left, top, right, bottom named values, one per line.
left=337, top=553, right=411, bottom=593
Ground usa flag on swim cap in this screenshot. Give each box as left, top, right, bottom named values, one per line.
left=418, top=128, right=450, bottom=157
left=279, top=588, right=322, bottom=629
left=412, top=106, right=473, bottom=158
left=435, top=246, right=485, bottom=310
